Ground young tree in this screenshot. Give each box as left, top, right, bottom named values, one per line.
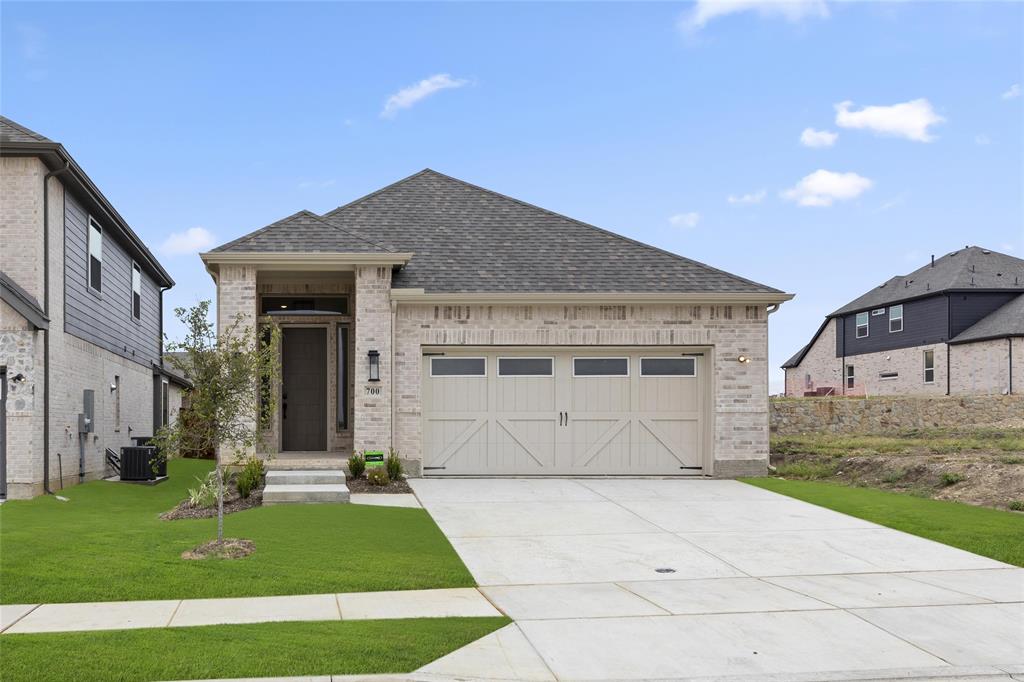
left=155, top=300, right=281, bottom=544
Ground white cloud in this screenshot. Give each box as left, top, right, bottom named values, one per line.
left=669, top=212, right=701, bottom=229
left=727, top=189, right=767, bottom=204
left=781, top=169, right=872, bottom=207
left=1002, top=84, right=1021, bottom=100
left=381, top=74, right=469, bottom=119
left=681, top=0, right=828, bottom=31
left=975, top=134, right=991, bottom=146
left=800, top=127, right=838, bottom=148
left=160, top=227, right=215, bottom=256
left=834, top=98, right=945, bottom=142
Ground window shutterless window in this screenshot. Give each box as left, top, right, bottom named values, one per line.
left=87, top=218, right=103, bottom=293
left=923, top=349, right=935, bottom=384
left=498, top=357, right=553, bottom=376
left=573, top=357, right=629, bottom=377
left=855, top=312, right=869, bottom=338
left=430, top=357, right=486, bottom=377
left=846, top=364, right=855, bottom=389
left=872, top=308, right=886, bottom=316
left=640, top=357, right=697, bottom=377
left=131, top=263, right=142, bottom=320
left=889, top=304, right=903, bottom=333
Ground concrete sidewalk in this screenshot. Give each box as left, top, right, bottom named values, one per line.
left=0, top=587, right=500, bottom=634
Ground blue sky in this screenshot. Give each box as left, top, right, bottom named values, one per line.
left=3, top=1, right=1022, bottom=391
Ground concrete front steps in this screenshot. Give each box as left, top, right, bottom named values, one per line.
left=263, top=470, right=349, bottom=505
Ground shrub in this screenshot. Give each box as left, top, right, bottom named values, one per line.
left=386, top=448, right=403, bottom=481
left=1000, top=456, right=1024, bottom=465
left=348, top=452, right=366, bottom=480
left=367, top=467, right=390, bottom=486
left=236, top=457, right=264, bottom=499
left=1008, top=500, right=1024, bottom=512
left=882, top=469, right=907, bottom=484
left=187, top=472, right=218, bottom=508
left=940, top=472, right=965, bottom=486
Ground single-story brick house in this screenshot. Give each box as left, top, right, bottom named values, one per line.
left=201, top=170, right=792, bottom=477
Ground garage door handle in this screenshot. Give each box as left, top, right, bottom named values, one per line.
left=558, top=411, right=564, bottom=426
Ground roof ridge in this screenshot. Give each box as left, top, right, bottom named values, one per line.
left=323, top=168, right=437, bottom=219
left=210, top=210, right=312, bottom=252
left=304, top=210, right=396, bottom=253
left=0, top=115, right=53, bottom=143
left=408, top=169, right=782, bottom=294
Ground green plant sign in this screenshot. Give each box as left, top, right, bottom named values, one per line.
left=365, top=451, right=385, bottom=468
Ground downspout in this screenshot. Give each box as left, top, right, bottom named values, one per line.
left=766, top=304, right=780, bottom=399
left=945, top=294, right=951, bottom=396
left=1009, top=337, right=1014, bottom=395
left=42, top=161, right=70, bottom=494
left=390, top=299, right=397, bottom=449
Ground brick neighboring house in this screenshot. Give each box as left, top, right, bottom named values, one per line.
left=783, top=247, right=1024, bottom=398
left=202, top=169, right=792, bottom=478
left=0, top=117, right=188, bottom=499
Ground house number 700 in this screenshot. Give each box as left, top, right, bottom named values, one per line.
left=365, top=386, right=381, bottom=396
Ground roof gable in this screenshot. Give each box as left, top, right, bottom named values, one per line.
left=211, top=210, right=394, bottom=254
left=950, top=293, right=1024, bottom=344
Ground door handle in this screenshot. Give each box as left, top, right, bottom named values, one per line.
left=558, top=411, right=563, bottom=426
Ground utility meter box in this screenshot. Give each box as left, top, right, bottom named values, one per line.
left=79, top=389, right=95, bottom=434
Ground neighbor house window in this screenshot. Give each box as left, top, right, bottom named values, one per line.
left=131, top=263, right=142, bottom=320
left=161, top=380, right=170, bottom=427
left=640, top=357, right=697, bottom=377
left=856, top=312, right=869, bottom=338
left=88, top=218, right=103, bottom=293
left=889, top=304, right=903, bottom=333
left=872, top=308, right=886, bottom=316
left=923, top=350, right=935, bottom=384
left=846, top=364, right=855, bottom=389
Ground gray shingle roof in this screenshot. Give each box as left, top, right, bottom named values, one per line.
left=0, top=270, right=49, bottom=330
left=832, top=247, right=1024, bottom=316
left=214, top=169, right=780, bottom=295
left=950, top=293, right=1024, bottom=344
left=0, top=116, right=53, bottom=145
left=211, top=210, right=393, bottom=253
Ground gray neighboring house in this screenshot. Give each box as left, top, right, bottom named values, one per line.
left=202, top=169, right=792, bottom=478
left=0, top=116, right=188, bottom=499
left=783, top=247, right=1024, bottom=397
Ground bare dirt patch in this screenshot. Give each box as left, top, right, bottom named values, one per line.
left=161, top=489, right=263, bottom=520
left=771, top=429, right=1024, bottom=511
left=182, top=538, right=256, bottom=560
left=347, top=477, right=413, bottom=494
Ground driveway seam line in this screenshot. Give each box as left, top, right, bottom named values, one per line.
left=609, top=582, right=673, bottom=616
left=0, top=603, right=42, bottom=633
left=844, top=607, right=958, bottom=667
left=165, top=599, right=184, bottom=627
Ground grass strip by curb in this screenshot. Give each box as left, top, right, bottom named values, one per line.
left=0, top=459, right=475, bottom=604
left=1, top=617, right=510, bottom=682
left=743, top=478, right=1024, bottom=567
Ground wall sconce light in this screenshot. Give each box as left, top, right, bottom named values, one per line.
left=367, top=350, right=380, bottom=382
left=11, top=373, right=26, bottom=384
left=737, top=356, right=751, bottom=364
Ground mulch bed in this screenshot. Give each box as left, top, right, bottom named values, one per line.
left=347, top=477, right=413, bottom=494
left=182, top=538, right=255, bottom=560
left=160, top=488, right=263, bottom=520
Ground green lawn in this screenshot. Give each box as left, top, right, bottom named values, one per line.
left=744, top=478, right=1024, bottom=566
left=0, top=459, right=475, bottom=604
left=2, top=617, right=510, bottom=682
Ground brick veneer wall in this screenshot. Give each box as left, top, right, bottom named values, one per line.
left=393, top=302, right=772, bottom=477
left=784, top=319, right=840, bottom=396
left=839, top=343, right=948, bottom=396
left=950, top=338, right=1020, bottom=395
left=353, top=266, right=392, bottom=454
left=771, top=394, right=1024, bottom=436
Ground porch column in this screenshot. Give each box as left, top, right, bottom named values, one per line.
left=353, top=265, right=393, bottom=454
left=216, top=264, right=258, bottom=458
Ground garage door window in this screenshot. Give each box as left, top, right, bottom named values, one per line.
left=498, top=357, right=553, bottom=376
left=641, top=357, right=696, bottom=377
left=573, top=357, right=629, bottom=376
left=430, top=357, right=486, bottom=377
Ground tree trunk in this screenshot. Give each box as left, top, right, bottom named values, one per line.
left=216, top=462, right=224, bottom=542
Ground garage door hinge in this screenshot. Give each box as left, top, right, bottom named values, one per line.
left=423, top=466, right=447, bottom=470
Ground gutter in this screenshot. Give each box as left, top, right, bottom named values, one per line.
left=42, top=161, right=71, bottom=495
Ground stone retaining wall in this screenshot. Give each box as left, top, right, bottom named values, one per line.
left=770, top=394, right=1024, bottom=435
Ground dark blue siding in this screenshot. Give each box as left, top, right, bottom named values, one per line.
left=949, top=293, right=1019, bottom=338
left=836, top=295, right=949, bottom=358
left=64, top=191, right=162, bottom=367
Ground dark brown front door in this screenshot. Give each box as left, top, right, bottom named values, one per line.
left=282, top=328, right=327, bottom=451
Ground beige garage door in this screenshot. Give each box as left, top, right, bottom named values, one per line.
left=422, top=349, right=708, bottom=476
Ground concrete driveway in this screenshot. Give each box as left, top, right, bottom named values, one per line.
left=409, top=478, right=1024, bottom=681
